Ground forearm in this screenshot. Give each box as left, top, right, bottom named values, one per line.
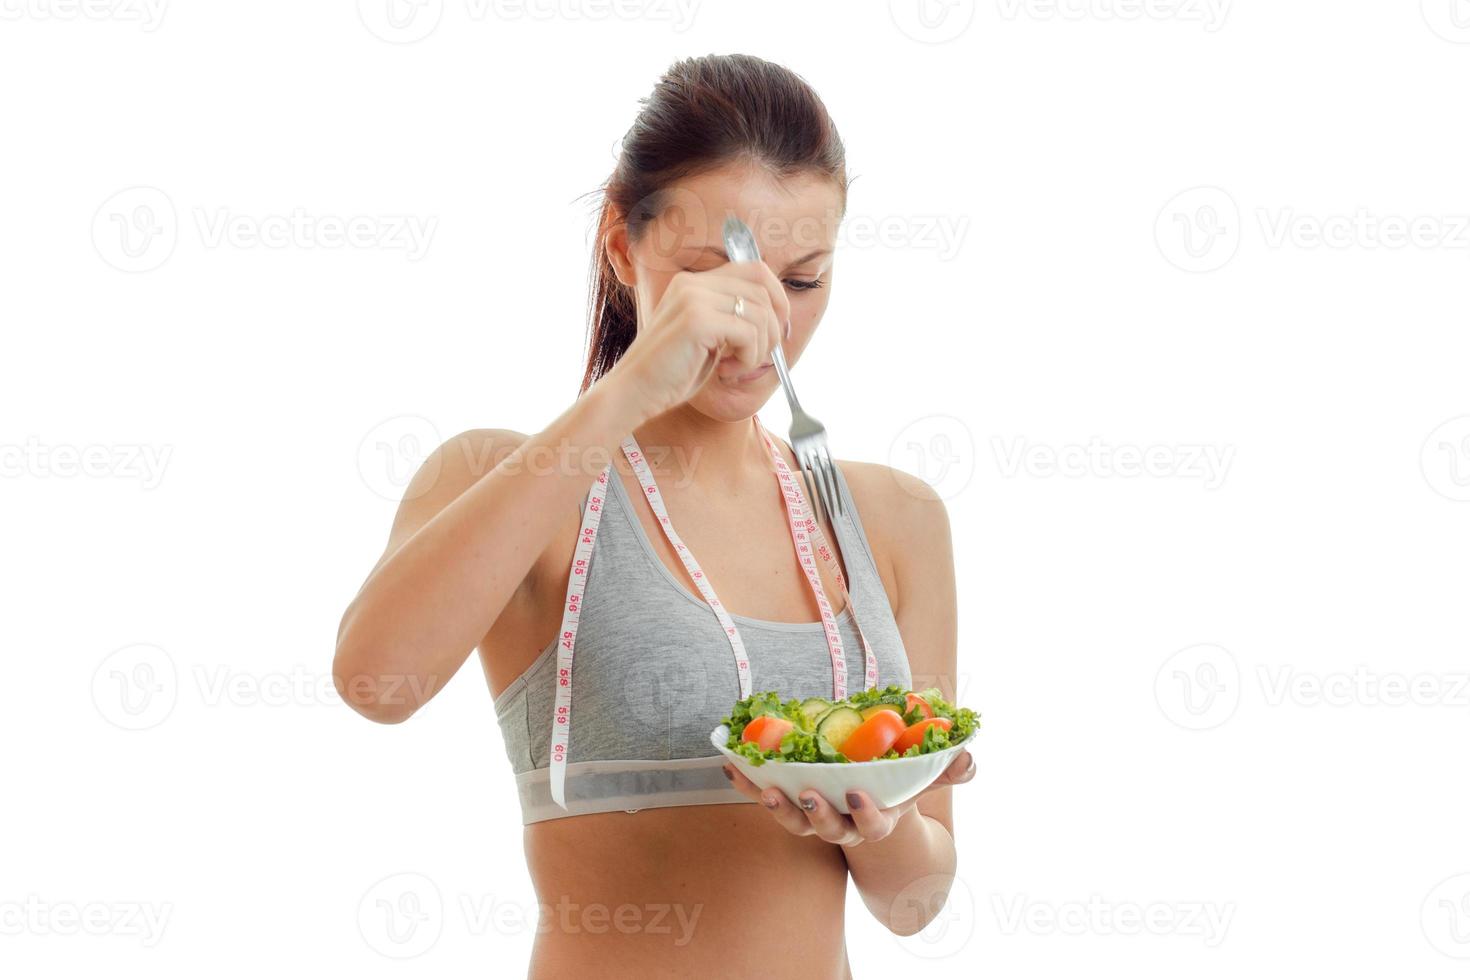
left=841, top=806, right=956, bottom=936
left=335, top=374, right=648, bottom=718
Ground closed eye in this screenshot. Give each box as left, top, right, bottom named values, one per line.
left=784, top=277, right=825, bottom=291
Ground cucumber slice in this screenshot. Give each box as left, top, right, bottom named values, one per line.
left=816, top=734, right=845, bottom=762
left=798, top=697, right=834, bottom=730
left=816, top=706, right=863, bottom=751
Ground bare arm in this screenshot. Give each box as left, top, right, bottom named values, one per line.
left=720, top=463, right=974, bottom=935
left=332, top=376, right=648, bottom=723
left=332, top=251, right=790, bottom=722
left=839, top=467, right=965, bottom=935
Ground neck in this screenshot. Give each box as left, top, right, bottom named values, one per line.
left=631, top=405, right=771, bottom=488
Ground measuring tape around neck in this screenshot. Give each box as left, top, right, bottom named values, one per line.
left=546, top=415, right=878, bottom=808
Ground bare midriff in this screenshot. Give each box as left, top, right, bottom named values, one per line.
left=522, top=804, right=853, bottom=980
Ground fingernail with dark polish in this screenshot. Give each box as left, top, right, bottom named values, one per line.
left=721, top=766, right=733, bottom=781
left=799, top=795, right=817, bottom=811
left=845, top=792, right=862, bottom=810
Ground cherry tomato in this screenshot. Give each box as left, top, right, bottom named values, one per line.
left=905, top=693, right=935, bottom=720
left=893, top=717, right=952, bottom=755
left=839, top=710, right=908, bottom=762
left=741, top=715, right=794, bottom=752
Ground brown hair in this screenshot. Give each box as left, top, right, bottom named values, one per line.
left=579, top=54, right=849, bottom=396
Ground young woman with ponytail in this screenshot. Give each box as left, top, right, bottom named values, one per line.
left=334, top=53, right=972, bottom=977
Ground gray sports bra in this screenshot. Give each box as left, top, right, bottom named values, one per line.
left=492, top=443, right=913, bottom=823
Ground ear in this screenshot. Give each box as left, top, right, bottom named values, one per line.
left=604, top=223, right=637, bottom=287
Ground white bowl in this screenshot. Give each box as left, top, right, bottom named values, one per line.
left=709, top=723, right=976, bottom=814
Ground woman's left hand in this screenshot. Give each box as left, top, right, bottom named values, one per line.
left=720, top=750, right=975, bottom=846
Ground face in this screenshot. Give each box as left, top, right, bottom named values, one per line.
left=605, top=161, right=843, bottom=422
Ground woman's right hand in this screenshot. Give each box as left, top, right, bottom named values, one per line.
left=607, top=261, right=791, bottom=420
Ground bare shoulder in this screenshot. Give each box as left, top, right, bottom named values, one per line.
left=381, top=427, right=529, bottom=557
left=835, top=458, right=951, bottom=548
left=833, top=459, right=952, bottom=611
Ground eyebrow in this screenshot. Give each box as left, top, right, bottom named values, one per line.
left=699, top=245, right=832, bottom=270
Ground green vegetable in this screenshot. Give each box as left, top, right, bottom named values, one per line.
left=815, top=705, right=864, bottom=750
left=798, top=697, right=833, bottom=730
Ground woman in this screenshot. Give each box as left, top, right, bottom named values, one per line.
left=333, top=53, right=973, bottom=978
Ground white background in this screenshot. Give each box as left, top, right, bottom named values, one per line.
left=4, top=1, right=1470, bottom=976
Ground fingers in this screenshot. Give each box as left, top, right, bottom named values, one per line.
left=705, top=261, right=788, bottom=364
left=721, top=765, right=815, bottom=836
left=921, top=750, right=977, bottom=795
left=721, top=258, right=792, bottom=331
left=757, top=786, right=815, bottom=837
left=721, top=763, right=765, bottom=803
left=795, top=790, right=862, bottom=846
left=842, top=790, right=897, bottom=843
left=945, top=750, right=977, bottom=785
left=691, top=281, right=779, bottom=372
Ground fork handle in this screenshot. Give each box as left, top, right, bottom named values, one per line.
left=771, top=343, right=802, bottom=413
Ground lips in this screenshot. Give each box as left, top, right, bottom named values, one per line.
left=719, top=361, right=773, bottom=382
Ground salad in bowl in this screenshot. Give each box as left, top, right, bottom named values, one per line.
left=710, top=684, right=979, bottom=813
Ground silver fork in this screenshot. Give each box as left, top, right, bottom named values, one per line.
left=722, top=216, right=845, bottom=528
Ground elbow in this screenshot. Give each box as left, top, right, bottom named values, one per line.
left=332, top=642, right=421, bottom=726
left=887, top=914, right=935, bottom=938
left=880, top=877, right=956, bottom=937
